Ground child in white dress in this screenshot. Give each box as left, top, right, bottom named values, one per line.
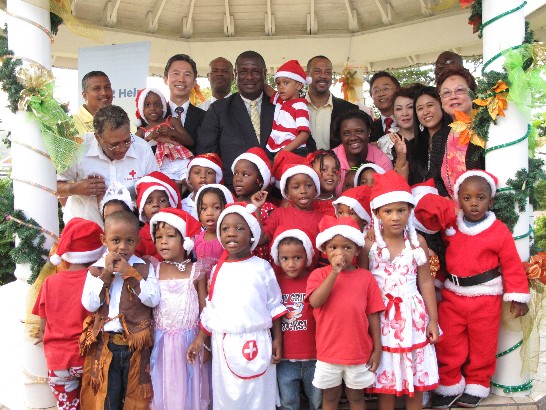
left=361, top=170, right=440, bottom=410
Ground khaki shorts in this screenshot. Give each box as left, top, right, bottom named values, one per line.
left=312, top=360, right=375, bottom=390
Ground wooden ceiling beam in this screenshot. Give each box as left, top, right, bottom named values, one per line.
left=417, top=0, right=433, bottom=17
left=265, top=0, right=275, bottom=36
left=372, top=0, right=394, bottom=25
left=146, top=0, right=168, bottom=33
left=182, top=0, right=196, bottom=38
left=103, top=0, right=123, bottom=28
left=224, top=0, right=235, bottom=37
left=307, top=0, right=318, bottom=34
left=343, top=0, right=359, bottom=32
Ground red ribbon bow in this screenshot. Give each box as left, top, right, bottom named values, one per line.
left=386, top=293, right=403, bottom=322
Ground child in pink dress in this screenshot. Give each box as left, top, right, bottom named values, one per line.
left=361, top=170, right=440, bottom=409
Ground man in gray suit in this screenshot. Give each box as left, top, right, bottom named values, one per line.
left=197, top=51, right=275, bottom=190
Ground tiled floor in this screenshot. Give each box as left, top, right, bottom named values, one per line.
left=2, top=279, right=546, bottom=409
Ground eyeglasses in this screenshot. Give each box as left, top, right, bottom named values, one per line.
left=440, top=87, right=468, bottom=99
left=98, top=135, right=134, bottom=152
left=371, top=86, right=394, bottom=95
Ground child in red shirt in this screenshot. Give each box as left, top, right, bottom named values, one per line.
left=270, top=226, right=321, bottom=410
left=306, top=216, right=385, bottom=409
left=33, top=218, right=106, bottom=410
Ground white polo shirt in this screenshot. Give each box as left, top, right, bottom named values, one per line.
left=58, top=132, right=159, bottom=226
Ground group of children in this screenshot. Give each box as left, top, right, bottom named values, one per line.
left=33, top=135, right=530, bottom=409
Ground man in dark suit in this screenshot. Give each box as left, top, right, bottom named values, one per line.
left=305, top=55, right=358, bottom=150
left=163, top=54, right=205, bottom=154
left=197, top=50, right=275, bottom=190
left=369, top=71, right=400, bottom=142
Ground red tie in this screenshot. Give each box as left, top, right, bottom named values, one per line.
left=384, top=117, right=393, bottom=134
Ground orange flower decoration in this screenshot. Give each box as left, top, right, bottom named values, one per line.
left=473, top=80, right=509, bottom=121
left=459, top=0, right=474, bottom=7
left=523, top=252, right=546, bottom=285
left=449, top=110, right=485, bottom=148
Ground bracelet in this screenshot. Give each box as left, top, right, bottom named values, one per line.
left=203, top=343, right=212, bottom=352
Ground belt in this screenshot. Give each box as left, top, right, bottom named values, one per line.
left=106, top=332, right=129, bottom=346
left=447, top=269, right=501, bottom=287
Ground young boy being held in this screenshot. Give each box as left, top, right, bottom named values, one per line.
left=306, top=216, right=385, bottom=410
left=80, top=210, right=160, bottom=409
left=271, top=226, right=322, bottom=410
left=33, top=218, right=106, bottom=410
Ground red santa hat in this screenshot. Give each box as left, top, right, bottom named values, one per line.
left=187, top=153, right=223, bottom=184
left=270, top=226, right=315, bottom=267
left=354, top=162, right=386, bottom=187
left=370, top=171, right=426, bottom=265
left=50, top=218, right=105, bottom=265
left=99, top=181, right=135, bottom=216
left=149, top=208, right=202, bottom=253
left=332, top=185, right=372, bottom=225
left=231, top=147, right=273, bottom=190
left=216, top=202, right=261, bottom=251
left=194, top=183, right=235, bottom=209
left=135, top=171, right=181, bottom=222
left=411, top=179, right=438, bottom=202
left=413, top=193, right=457, bottom=236
left=453, top=169, right=498, bottom=200
left=316, top=216, right=364, bottom=252
left=271, top=150, right=304, bottom=186
left=274, top=60, right=311, bottom=85
left=134, top=88, right=167, bottom=126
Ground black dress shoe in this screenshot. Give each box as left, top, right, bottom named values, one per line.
left=455, top=393, right=483, bottom=408
left=431, top=393, right=461, bottom=408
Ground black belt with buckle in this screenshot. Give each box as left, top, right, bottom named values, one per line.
left=447, top=268, right=501, bottom=287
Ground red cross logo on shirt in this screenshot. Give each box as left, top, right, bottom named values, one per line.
left=242, top=340, right=258, bottom=361
left=128, top=169, right=137, bottom=179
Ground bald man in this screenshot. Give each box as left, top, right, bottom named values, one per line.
left=199, top=57, right=235, bottom=111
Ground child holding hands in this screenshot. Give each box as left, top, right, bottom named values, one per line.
left=80, top=210, right=160, bottom=409
left=306, top=216, right=385, bottom=410
left=187, top=202, right=287, bottom=409
left=362, top=170, right=440, bottom=410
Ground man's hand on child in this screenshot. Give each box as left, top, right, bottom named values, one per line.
left=251, top=190, right=269, bottom=208
left=510, top=301, right=529, bottom=317
left=367, top=348, right=382, bottom=372
left=271, top=337, right=282, bottom=364
left=427, top=321, right=440, bottom=344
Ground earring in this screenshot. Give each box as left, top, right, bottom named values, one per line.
left=250, top=238, right=255, bottom=242
left=419, top=123, right=424, bottom=132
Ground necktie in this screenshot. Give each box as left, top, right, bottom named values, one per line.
left=175, top=106, right=184, bottom=125
left=384, top=117, right=393, bottom=134
left=249, top=100, right=260, bottom=142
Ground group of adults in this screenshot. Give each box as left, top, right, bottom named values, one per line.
left=57, top=50, right=483, bottom=226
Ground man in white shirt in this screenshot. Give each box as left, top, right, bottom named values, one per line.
left=199, top=57, right=234, bottom=111
left=57, top=105, right=159, bottom=226
left=369, top=71, right=400, bottom=142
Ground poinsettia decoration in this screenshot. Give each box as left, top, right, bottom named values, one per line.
left=473, top=80, right=509, bottom=121
left=459, top=0, right=474, bottom=7
left=449, top=110, right=486, bottom=148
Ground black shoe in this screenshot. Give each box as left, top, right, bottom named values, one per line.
left=455, top=393, right=483, bottom=408
left=431, top=393, right=461, bottom=408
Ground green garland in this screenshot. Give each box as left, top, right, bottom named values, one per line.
left=0, top=26, right=23, bottom=114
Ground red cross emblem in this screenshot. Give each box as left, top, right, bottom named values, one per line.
left=128, top=169, right=137, bottom=179
left=242, top=340, right=258, bottom=361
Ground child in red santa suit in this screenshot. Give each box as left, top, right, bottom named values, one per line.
left=430, top=170, right=530, bottom=408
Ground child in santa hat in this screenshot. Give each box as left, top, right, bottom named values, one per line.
left=306, top=216, right=384, bottom=409
left=183, top=153, right=223, bottom=219
left=354, top=162, right=386, bottom=188
left=361, top=170, right=440, bottom=409
left=149, top=208, right=210, bottom=410
left=32, top=218, right=105, bottom=410
left=253, top=151, right=325, bottom=255
left=430, top=170, right=529, bottom=408
left=134, top=171, right=182, bottom=261
left=270, top=226, right=321, bottom=410
left=134, top=88, right=194, bottom=181
left=307, top=149, right=341, bottom=217
left=232, top=147, right=277, bottom=261
left=265, top=59, right=311, bottom=157
left=187, top=202, right=287, bottom=409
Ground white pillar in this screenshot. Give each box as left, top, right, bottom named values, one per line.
left=482, top=0, right=530, bottom=397
left=7, top=0, right=58, bottom=407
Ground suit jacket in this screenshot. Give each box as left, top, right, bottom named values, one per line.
left=370, top=118, right=384, bottom=143
left=329, top=96, right=359, bottom=149
left=166, top=103, right=205, bottom=154
left=196, top=92, right=275, bottom=189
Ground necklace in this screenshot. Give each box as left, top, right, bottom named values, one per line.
left=163, top=259, right=191, bottom=272
left=318, top=194, right=334, bottom=200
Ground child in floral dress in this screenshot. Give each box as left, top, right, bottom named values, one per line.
left=361, top=170, right=440, bottom=410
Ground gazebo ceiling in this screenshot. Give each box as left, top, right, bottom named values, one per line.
left=2, top=0, right=546, bottom=76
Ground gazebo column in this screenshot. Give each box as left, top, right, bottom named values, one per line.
left=7, top=0, right=58, bottom=407
left=482, top=0, right=530, bottom=397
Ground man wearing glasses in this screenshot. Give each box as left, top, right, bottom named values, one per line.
left=368, top=71, right=400, bottom=142
left=57, top=105, right=158, bottom=226
left=305, top=55, right=358, bottom=150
